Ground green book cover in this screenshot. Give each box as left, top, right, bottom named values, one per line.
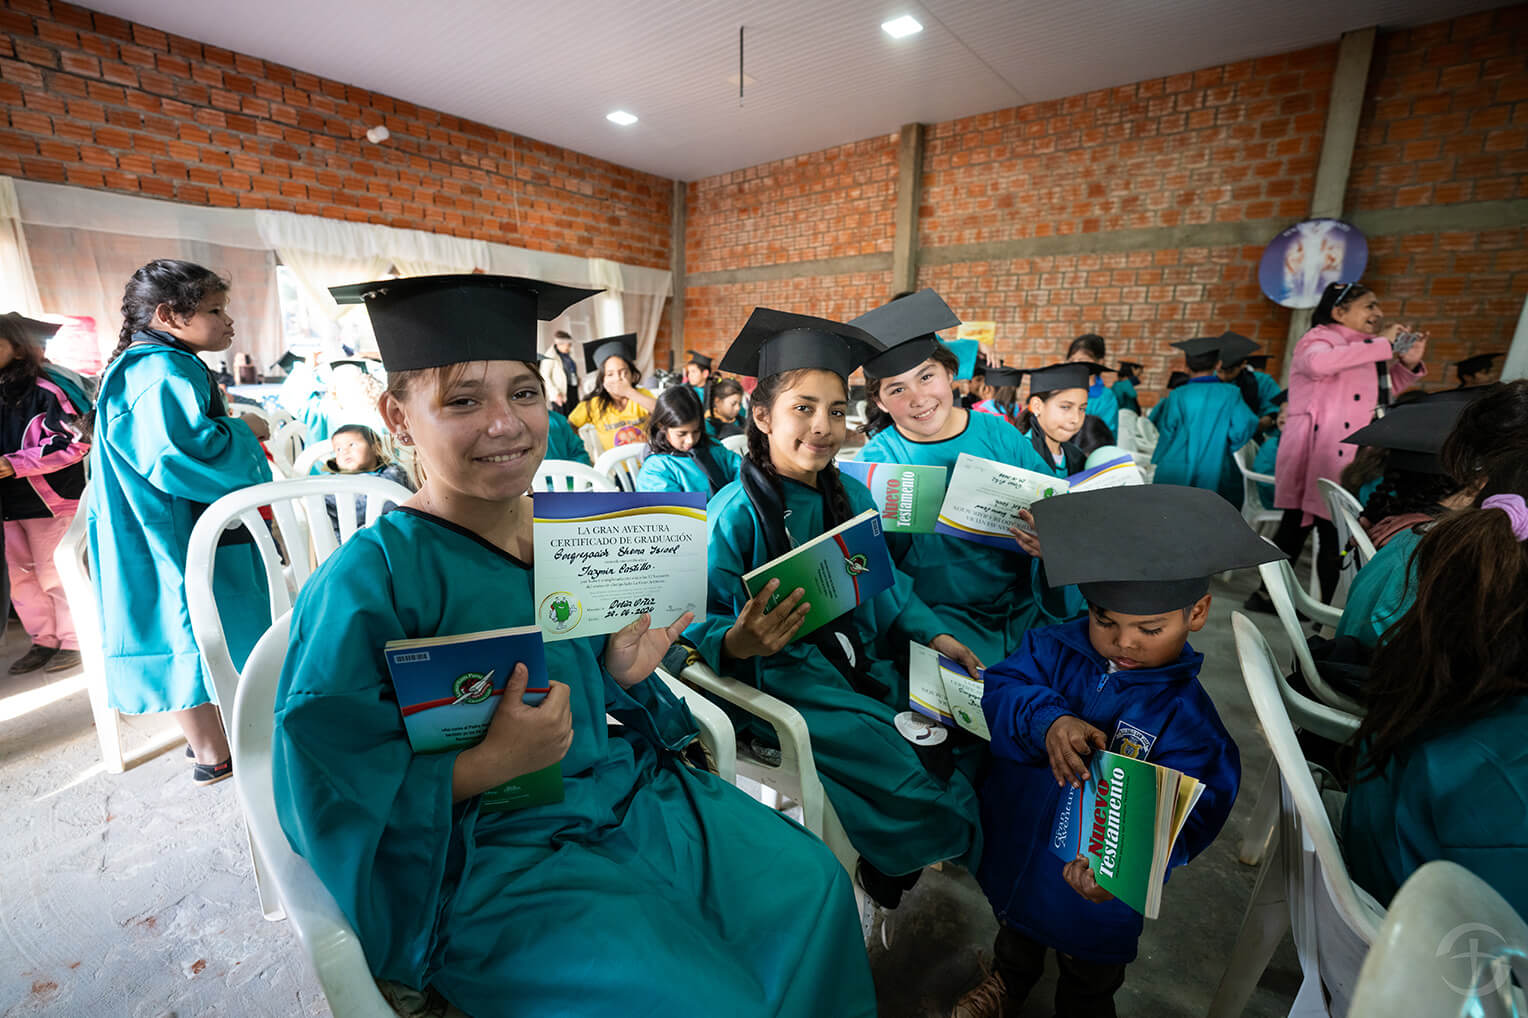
left=837, top=460, right=946, bottom=533
left=742, top=509, right=895, bottom=641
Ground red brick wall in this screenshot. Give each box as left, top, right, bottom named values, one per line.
left=0, top=0, right=672, bottom=267
left=1345, top=7, right=1528, bottom=374
left=683, top=271, right=893, bottom=365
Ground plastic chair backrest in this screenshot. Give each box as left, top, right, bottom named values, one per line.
left=530, top=459, right=618, bottom=493
left=231, top=613, right=395, bottom=1016
left=1116, top=408, right=1140, bottom=452
left=292, top=440, right=333, bottom=478
left=721, top=433, right=747, bottom=454
left=1348, top=860, right=1528, bottom=1018
left=185, top=475, right=413, bottom=714
left=1232, top=611, right=1384, bottom=1013
left=594, top=443, right=648, bottom=492
left=1319, top=477, right=1378, bottom=568
left=268, top=420, right=309, bottom=478
left=1232, top=442, right=1276, bottom=510
left=1257, top=559, right=1361, bottom=715
left=1132, top=413, right=1158, bottom=452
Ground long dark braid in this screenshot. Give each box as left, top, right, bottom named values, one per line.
left=745, top=370, right=853, bottom=526
left=1361, top=466, right=1457, bottom=528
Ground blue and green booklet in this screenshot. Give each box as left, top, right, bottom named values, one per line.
left=384, top=626, right=564, bottom=812
left=1047, top=750, right=1205, bottom=918
left=741, top=509, right=894, bottom=641
left=837, top=460, right=946, bottom=533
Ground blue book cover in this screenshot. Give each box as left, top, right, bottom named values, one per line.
left=383, top=626, right=563, bottom=811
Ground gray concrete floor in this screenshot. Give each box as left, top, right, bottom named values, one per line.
left=0, top=572, right=1301, bottom=1017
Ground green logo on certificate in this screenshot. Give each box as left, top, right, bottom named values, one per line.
left=540, top=592, right=582, bottom=634
left=452, top=672, right=494, bottom=705
left=845, top=553, right=870, bottom=577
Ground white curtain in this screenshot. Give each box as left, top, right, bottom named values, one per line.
left=0, top=177, right=42, bottom=316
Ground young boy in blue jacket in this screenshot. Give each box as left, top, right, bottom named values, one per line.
left=953, top=485, right=1283, bottom=1018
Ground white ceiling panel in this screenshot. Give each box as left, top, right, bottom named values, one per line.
left=79, top=0, right=1506, bottom=180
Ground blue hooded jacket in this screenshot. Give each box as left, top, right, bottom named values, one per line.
left=977, top=616, right=1241, bottom=963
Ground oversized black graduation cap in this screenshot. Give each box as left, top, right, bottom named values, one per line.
left=686, top=349, right=713, bottom=370
left=1033, top=485, right=1285, bottom=614
left=272, top=349, right=303, bottom=372
left=985, top=367, right=1024, bottom=388
left=1454, top=352, right=1503, bottom=378
left=853, top=288, right=962, bottom=378
left=1, top=312, right=62, bottom=347
left=586, top=333, right=638, bottom=373
left=718, top=307, right=884, bottom=381
left=1216, top=332, right=1262, bottom=369
left=1342, top=400, right=1466, bottom=474
left=1023, top=362, right=1097, bottom=394
left=1171, top=336, right=1224, bottom=358
left=329, top=274, right=601, bottom=372
left=1118, top=361, right=1144, bottom=373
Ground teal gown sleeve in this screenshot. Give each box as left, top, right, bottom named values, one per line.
left=1336, top=529, right=1421, bottom=648
left=546, top=411, right=592, bottom=465
left=118, top=370, right=271, bottom=501
left=635, top=453, right=693, bottom=493
left=1087, top=383, right=1120, bottom=438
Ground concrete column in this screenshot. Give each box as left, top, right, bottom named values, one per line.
left=669, top=178, right=687, bottom=370
left=1283, top=27, right=1377, bottom=367
left=891, top=122, right=925, bottom=296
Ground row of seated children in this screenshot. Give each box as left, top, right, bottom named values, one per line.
left=85, top=262, right=1279, bottom=1017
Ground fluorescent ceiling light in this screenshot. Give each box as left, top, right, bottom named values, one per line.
left=881, top=15, right=923, bottom=38
left=606, top=110, right=639, bottom=126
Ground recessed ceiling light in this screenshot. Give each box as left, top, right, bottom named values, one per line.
left=881, top=15, right=923, bottom=38
left=606, top=110, right=638, bottom=126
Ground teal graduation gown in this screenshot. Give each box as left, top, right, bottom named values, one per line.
left=1021, top=427, right=1085, bottom=478
left=87, top=335, right=273, bottom=714
left=1336, top=526, right=1422, bottom=648
left=1110, top=378, right=1140, bottom=415
left=1149, top=377, right=1259, bottom=506
left=1086, top=379, right=1120, bottom=438
left=858, top=411, right=1081, bottom=664
left=686, top=475, right=984, bottom=877
left=635, top=443, right=742, bottom=498
left=1250, top=367, right=1283, bottom=417
left=274, top=508, right=874, bottom=1017
left=1343, top=696, right=1528, bottom=915
left=544, top=409, right=590, bottom=465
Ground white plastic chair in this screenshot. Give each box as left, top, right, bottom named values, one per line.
left=1348, top=861, right=1528, bottom=1018
left=1210, top=613, right=1381, bottom=1018
left=530, top=459, right=618, bottom=493
left=720, top=433, right=747, bottom=455
left=232, top=612, right=396, bottom=1017
left=1233, top=442, right=1283, bottom=538
left=268, top=419, right=310, bottom=479
left=1259, top=559, right=1359, bottom=713
left=594, top=443, right=648, bottom=492
left=1319, top=477, right=1377, bottom=572
left=1116, top=408, right=1140, bottom=452
left=53, top=486, right=184, bottom=773
left=1132, top=413, right=1159, bottom=456
left=292, top=439, right=334, bottom=478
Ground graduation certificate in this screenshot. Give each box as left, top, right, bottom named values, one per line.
left=935, top=452, right=1069, bottom=548
left=532, top=491, right=708, bottom=642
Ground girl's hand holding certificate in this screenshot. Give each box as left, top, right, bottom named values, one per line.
left=605, top=610, right=697, bottom=688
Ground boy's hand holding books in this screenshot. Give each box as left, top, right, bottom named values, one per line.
left=451, top=664, right=572, bottom=804
left=605, top=610, right=696, bottom=688
left=723, top=579, right=811, bottom=660
left=930, top=634, right=984, bottom=679
left=1062, top=855, right=1115, bottom=904
left=1045, top=714, right=1107, bottom=789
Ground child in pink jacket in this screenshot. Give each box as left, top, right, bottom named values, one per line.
left=1270, top=281, right=1426, bottom=603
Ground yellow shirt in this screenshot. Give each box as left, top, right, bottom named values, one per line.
left=569, top=390, right=653, bottom=453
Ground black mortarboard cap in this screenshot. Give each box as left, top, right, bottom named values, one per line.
left=586, top=333, right=638, bottom=373
left=1032, top=485, right=1284, bottom=613
left=273, top=349, right=303, bottom=372
left=686, top=349, right=713, bottom=370
left=1023, top=362, right=1094, bottom=394
left=1454, top=352, right=1503, bottom=378
left=718, top=307, right=884, bottom=381
left=327, top=357, right=369, bottom=371
left=1, top=312, right=62, bottom=347
left=853, top=288, right=962, bottom=377
left=1342, top=400, right=1465, bottom=474
left=985, top=367, right=1024, bottom=388
left=1170, top=336, right=1224, bottom=358
left=329, top=274, right=600, bottom=372
left=1244, top=354, right=1271, bottom=370
left=1216, top=332, right=1263, bottom=369
left=1118, top=361, right=1144, bottom=373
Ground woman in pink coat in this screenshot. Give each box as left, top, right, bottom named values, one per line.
left=1264, top=281, right=1427, bottom=605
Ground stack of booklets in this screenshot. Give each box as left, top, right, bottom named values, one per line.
left=384, top=626, right=565, bottom=811
left=1047, top=750, right=1205, bottom=918
left=742, top=509, right=894, bottom=641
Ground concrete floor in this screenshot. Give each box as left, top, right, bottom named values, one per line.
left=0, top=571, right=1302, bottom=1017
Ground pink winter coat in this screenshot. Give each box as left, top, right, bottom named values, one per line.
left=1275, top=323, right=1425, bottom=523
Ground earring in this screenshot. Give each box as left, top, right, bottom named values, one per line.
left=395, top=432, right=412, bottom=445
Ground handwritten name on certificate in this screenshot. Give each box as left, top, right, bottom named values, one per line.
left=532, top=492, right=708, bottom=642
left=935, top=452, right=1070, bottom=548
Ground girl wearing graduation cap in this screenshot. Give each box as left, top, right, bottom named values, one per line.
left=1015, top=363, right=1095, bottom=478
left=633, top=384, right=741, bottom=498
left=0, top=313, right=90, bottom=675
left=274, top=274, right=875, bottom=1018
left=685, top=306, right=985, bottom=918
left=852, top=289, right=1077, bottom=665
left=568, top=332, right=655, bottom=453
left=87, top=260, right=274, bottom=785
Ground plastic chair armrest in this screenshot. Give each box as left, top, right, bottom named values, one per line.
left=655, top=669, right=736, bottom=783
left=678, top=661, right=825, bottom=837
left=1244, top=469, right=1276, bottom=485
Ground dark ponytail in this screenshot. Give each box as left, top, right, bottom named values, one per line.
left=1355, top=459, right=1528, bottom=776
left=745, top=369, right=853, bottom=525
